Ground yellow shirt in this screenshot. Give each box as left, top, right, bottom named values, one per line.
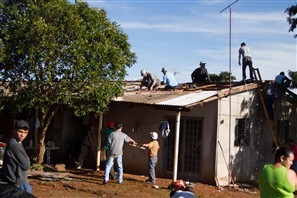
left=143, top=140, right=159, bottom=157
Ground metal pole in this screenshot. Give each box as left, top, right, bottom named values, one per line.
left=96, top=114, right=103, bottom=171
left=172, top=111, right=181, bottom=182
left=220, top=0, right=238, bottom=186
left=228, top=5, right=232, bottom=187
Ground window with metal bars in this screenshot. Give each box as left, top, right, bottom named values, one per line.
left=234, top=118, right=250, bottom=146
left=166, top=117, right=202, bottom=176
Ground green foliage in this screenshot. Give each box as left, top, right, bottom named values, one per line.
left=0, top=0, right=136, bottom=163
left=285, top=4, right=297, bottom=38
left=0, top=0, right=136, bottom=117
left=209, top=71, right=236, bottom=83
left=288, top=70, right=297, bottom=88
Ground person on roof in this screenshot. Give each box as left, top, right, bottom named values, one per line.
left=191, top=61, right=211, bottom=83
left=161, top=67, right=180, bottom=89
left=141, top=132, right=160, bottom=185
left=275, top=71, right=291, bottom=89
left=140, top=69, right=160, bottom=91
left=238, top=42, right=254, bottom=81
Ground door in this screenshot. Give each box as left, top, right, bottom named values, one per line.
left=164, top=117, right=202, bottom=179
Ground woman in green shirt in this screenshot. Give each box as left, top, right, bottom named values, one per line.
left=258, top=147, right=297, bottom=198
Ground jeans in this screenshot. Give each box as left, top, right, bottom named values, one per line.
left=242, top=57, right=253, bottom=80
left=105, top=155, right=123, bottom=183
left=148, top=156, right=158, bottom=184
left=17, top=181, right=32, bottom=194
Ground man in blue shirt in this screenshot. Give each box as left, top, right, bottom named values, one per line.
left=161, top=67, right=180, bottom=89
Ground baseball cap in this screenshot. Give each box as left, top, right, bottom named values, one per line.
left=140, top=69, right=146, bottom=76
left=150, top=132, right=158, bottom=140
left=15, top=120, right=29, bottom=130
left=199, top=61, right=206, bottom=65
left=161, top=67, right=168, bottom=72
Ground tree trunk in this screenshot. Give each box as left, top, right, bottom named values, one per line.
left=37, top=128, right=46, bottom=164
left=36, top=104, right=61, bottom=164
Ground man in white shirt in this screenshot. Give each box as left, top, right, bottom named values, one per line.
left=238, top=42, right=254, bottom=81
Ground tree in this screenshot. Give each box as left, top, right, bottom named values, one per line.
left=0, top=0, right=136, bottom=163
left=285, top=4, right=297, bottom=38
left=209, top=71, right=236, bottom=83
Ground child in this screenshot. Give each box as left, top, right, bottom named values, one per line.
left=142, top=132, right=160, bottom=184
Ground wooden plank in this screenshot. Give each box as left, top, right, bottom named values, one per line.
left=257, top=87, right=280, bottom=147
left=218, top=83, right=258, bottom=98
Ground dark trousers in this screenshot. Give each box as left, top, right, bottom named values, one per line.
left=242, top=57, right=253, bottom=80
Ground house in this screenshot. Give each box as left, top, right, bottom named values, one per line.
left=102, top=80, right=297, bottom=185
left=0, top=79, right=295, bottom=186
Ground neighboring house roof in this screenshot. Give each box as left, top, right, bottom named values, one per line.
left=112, top=81, right=259, bottom=111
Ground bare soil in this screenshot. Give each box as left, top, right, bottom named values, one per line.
left=29, top=169, right=260, bottom=198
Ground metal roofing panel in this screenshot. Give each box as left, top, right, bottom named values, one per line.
left=156, top=90, right=217, bottom=106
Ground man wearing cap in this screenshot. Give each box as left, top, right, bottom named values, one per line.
left=140, top=69, right=161, bottom=91
left=238, top=42, right=254, bottom=81
left=191, top=61, right=211, bottom=83
left=161, top=67, right=179, bottom=89
left=2, top=120, right=32, bottom=194
left=141, top=132, right=160, bottom=185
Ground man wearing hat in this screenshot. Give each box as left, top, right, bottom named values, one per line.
left=161, top=67, right=180, bottom=89
left=191, top=61, right=211, bottom=83
left=140, top=69, right=160, bottom=91
left=2, top=120, right=32, bottom=194
left=141, top=132, right=160, bottom=185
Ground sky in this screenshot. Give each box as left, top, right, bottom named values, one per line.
left=71, top=0, right=297, bottom=83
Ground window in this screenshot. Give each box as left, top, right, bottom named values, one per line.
left=166, top=117, right=202, bottom=176
left=234, top=118, right=250, bottom=146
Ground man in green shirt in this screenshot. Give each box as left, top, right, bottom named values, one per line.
left=102, top=121, right=115, bottom=179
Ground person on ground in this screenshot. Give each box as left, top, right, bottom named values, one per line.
left=170, top=180, right=196, bottom=198
left=289, top=139, right=297, bottom=174
left=140, top=69, right=160, bottom=91
left=257, top=147, right=297, bottom=198
left=238, top=42, right=254, bottom=81
left=191, top=61, right=211, bottom=83
left=275, top=71, right=291, bottom=89
left=75, top=125, right=91, bottom=169
left=2, top=120, right=32, bottom=194
left=103, top=123, right=136, bottom=185
left=141, top=132, right=160, bottom=184
left=161, top=67, right=179, bottom=89
left=101, top=121, right=116, bottom=179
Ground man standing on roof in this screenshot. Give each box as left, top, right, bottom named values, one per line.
left=161, top=67, right=180, bottom=89
left=140, top=69, right=161, bottom=91
left=238, top=42, right=254, bottom=81
left=191, top=61, right=211, bottom=83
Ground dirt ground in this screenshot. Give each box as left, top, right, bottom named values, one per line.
left=29, top=169, right=260, bottom=198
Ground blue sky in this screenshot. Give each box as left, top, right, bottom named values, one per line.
left=72, top=0, right=297, bottom=83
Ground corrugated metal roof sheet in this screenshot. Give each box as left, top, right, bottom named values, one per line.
left=156, top=90, right=217, bottom=106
